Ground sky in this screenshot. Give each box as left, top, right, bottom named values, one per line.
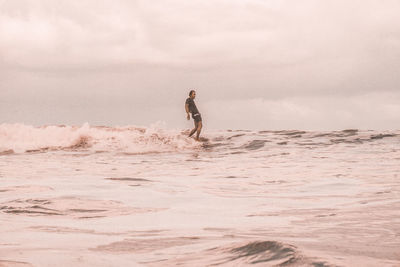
left=1, top=0, right=400, bottom=130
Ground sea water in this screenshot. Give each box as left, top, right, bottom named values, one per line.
left=0, top=123, right=399, bottom=266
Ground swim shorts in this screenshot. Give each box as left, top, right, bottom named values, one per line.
left=192, top=113, right=202, bottom=122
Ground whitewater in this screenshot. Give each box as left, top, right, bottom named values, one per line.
left=0, top=123, right=399, bottom=266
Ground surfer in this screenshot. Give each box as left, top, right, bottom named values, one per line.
left=185, top=90, right=202, bottom=141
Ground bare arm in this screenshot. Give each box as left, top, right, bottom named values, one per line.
left=185, top=104, right=190, bottom=120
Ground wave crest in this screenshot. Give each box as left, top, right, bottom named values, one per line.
left=0, top=123, right=199, bottom=154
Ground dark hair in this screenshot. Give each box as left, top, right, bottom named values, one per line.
left=189, top=90, right=195, bottom=96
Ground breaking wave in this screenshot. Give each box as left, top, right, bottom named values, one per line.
left=0, top=123, right=200, bottom=154
left=1, top=123, right=398, bottom=155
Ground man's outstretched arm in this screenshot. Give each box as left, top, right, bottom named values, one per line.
left=185, top=104, right=190, bottom=120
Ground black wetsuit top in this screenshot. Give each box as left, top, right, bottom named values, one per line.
left=185, top=97, right=199, bottom=115
left=186, top=97, right=202, bottom=122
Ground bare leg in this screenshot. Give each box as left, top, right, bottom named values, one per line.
left=189, top=121, right=198, bottom=138
left=195, top=121, right=202, bottom=141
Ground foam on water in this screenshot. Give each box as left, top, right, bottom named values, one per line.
left=0, top=124, right=399, bottom=266
left=0, top=123, right=200, bottom=154
left=1, top=123, right=399, bottom=155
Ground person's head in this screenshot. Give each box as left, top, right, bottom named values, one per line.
left=189, top=90, right=196, bottom=99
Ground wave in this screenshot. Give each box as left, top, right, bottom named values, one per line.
left=139, top=239, right=333, bottom=266
left=0, top=123, right=200, bottom=154
left=214, top=240, right=333, bottom=266
left=1, top=124, right=398, bottom=155
left=228, top=241, right=301, bottom=265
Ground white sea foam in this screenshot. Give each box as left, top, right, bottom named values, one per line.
left=0, top=125, right=399, bottom=266
left=0, top=123, right=200, bottom=154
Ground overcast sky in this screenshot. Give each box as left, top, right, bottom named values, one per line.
left=1, top=0, right=399, bottom=130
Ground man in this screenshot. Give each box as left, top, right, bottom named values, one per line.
left=185, top=90, right=202, bottom=141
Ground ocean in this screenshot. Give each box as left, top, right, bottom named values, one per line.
left=0, top=123, right=399, bottom=266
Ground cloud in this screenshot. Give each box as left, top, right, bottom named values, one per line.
left=0, top=0, right=399, bottom=128
left=203, top=91, right=400, bottom=130
left=2, top=0, right=399, bottom=68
